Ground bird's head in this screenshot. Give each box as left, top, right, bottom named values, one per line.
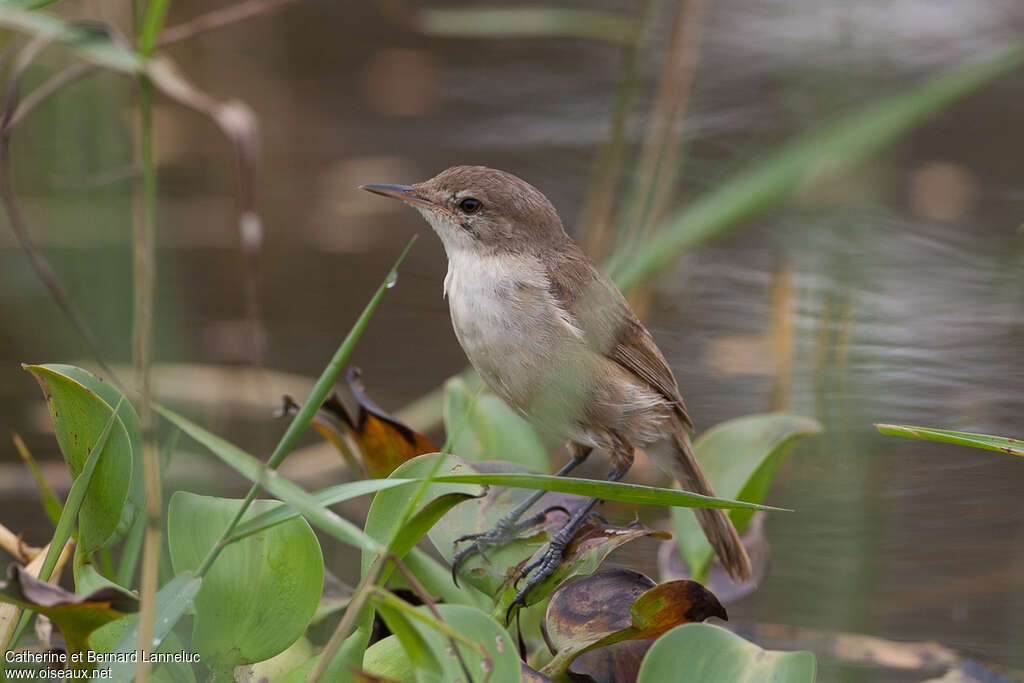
left=361, top=165, right=567, bottom=256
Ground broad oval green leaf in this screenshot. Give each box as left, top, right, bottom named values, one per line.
left=672, top=413, right=820, bottom=583
left=25, top=364, right=143, bottom=552
left=168, top=492, right=324, bottom=671
left=637, top=623, right=816, bottom=683
left=444, top=376, right=550, bottom=472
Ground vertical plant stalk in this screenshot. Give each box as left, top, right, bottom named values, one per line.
left=578, top=0, right=651, bottom=261
left=623, top=0, right=708, bottom=244
left=769, top=262, right=794, bottom=411
left=133, top=75, right=162, bottom=681
left=133, top=2, right=170, bottom=678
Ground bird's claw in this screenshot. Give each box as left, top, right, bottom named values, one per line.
left=505, top=540, right=566, bottom=623
left=451, top=536, right=492, bottom=587
left=450, top=521, right=517, bottom=586
left=450, top=510, right=552, bottom=586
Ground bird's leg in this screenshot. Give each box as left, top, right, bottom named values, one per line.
left=451, top=445, right=592, bottom=585
left=505, top=445, right=634, bottom=622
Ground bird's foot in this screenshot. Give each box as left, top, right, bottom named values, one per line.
left=451, top=510, right=551, bottom=586
left=504, top=523, right=576, bottom=622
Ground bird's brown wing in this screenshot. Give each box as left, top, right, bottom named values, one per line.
left=545, top=245, right=694, bottom=430
left=608, top=318, right=693, bottom=430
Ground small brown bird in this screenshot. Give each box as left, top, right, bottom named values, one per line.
left=362, top=167, right=751, bottom=611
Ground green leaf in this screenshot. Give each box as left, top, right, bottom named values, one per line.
left=25, top=364, right=143, bottom=553
left=74, top=564, right=134, bottom=601
left=364, top=605, right=519, bottom=683
left=153, top=405, right=480, bottom=614
left=362, top=635, right=413, bottom=682
left=430, top=472, right=786, bottom=511
left=108, top=572, right=203, bottom=681
left=875, top=424, right=1023, bottom=457
left=0, top=8, right=144, bottom=73
left=243, top=636, right=314, bottom=683
left=155, top=403, right=384, bottom=554
left=671, top=413, right=820, bottom=583
left=5, top=390, right=126, bottom=652
left=444, top=376, right=550, bottom=472
left=404, top=547, right=489, bottom=610
left=362, top=454, right=483, bottom=579
left=637, top=623, right=816, bottom=683
left=607, top=44, right=1024, bottom=291
left=168, top=492, right=324, bottom=670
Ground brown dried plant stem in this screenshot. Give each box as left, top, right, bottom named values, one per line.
left=132, top=0, right=171, bottom=676
left=579, top=0, right=651, bottom=261
left=133, top=73, right=162, bottom=682
left=625, top=0, right=708, bottom=244
left=158, top=0, right=304, bottom=45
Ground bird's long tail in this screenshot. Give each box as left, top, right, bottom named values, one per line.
left=661, top=430, right=752, bottom=582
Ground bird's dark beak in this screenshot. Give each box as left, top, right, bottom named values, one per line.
left=359, top=183, right=438, bottom=211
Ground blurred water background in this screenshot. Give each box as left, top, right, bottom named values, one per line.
left=1, top=1, right=1022, bottom=680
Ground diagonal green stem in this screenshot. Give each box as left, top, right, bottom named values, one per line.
left=193, top=237, right=416, bottom=579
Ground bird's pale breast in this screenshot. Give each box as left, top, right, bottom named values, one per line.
left=443, top=250, right=671, bottom=449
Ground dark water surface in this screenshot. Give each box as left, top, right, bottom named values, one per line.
left=1, top=1, right=1022, bottom=680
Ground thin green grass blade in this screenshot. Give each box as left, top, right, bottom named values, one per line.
left=429, top=472, right=785, bottom=511
left=137, top=0, right=170, bottom=55
left=227, top=479, right=417, bottom=543
left=875, top=424, right=1023, bottom=457
left=607, top=44, right=1024, bottom=291
left=12, top=434, right=62, bottom=526
left=264, top=236, right=416, bottom=474
left=0, top=8, right=143, bottom=72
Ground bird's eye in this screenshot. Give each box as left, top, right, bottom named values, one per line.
left=458, top=197, right=482, bottom=214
